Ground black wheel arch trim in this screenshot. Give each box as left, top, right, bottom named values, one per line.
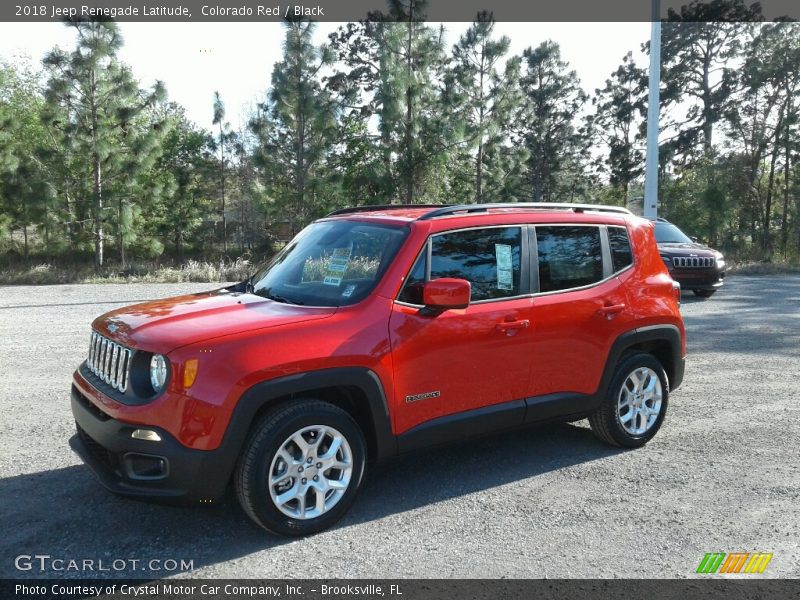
left=599, top=324, right=684, bottom=396
left=228, top=366, right=396, bottom=462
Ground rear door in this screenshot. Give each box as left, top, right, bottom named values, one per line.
left=389, top=225, right=535, bottom=434
left=527, top=224, right=637, bottom=407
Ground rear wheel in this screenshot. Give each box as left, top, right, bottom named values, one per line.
left=235, top=399, right=366, bottom=536
left=693, top=289, right=716, bottom=298
left=589, top=353, right=669, bottom=448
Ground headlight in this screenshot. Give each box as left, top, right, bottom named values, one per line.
left=716, top=257, right=725, bottom=269
left=149, top=354, right=168, bottom=392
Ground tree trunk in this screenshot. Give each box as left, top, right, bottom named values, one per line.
left=763, top=147, right=778, bottom=256
left=93, top=155, right=103, bottom=273
left=43, top=202, right=50, bottom=258
left=22, top=224, right=29, bottom=264
left=118, top=200, right=126, bottom=270
left=763, top=102, right=787, bottom=256
left=220, top=122, right=227, bottom=254
left=405, top=15, right=414, bottom=204
left=91, top=68, right=103, bottom=274
left=781, top=93, right=792, bottom=258
left=176, top=230, right=184, bottom=263
left=476, top=40, right=486, bottom=204
left=701, top=50, right=713, bottom=154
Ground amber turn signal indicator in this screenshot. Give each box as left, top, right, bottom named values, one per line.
left=183, top=359, right=199, bottom=388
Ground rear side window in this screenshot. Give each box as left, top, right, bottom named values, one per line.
left=608, top=226, right=633, bottom=273
left=430, top=227, right=522, bottom=301
left=536, top=226, right=603, bottom=293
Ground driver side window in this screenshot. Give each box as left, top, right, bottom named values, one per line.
left=397, top=227, right=523, bottom=304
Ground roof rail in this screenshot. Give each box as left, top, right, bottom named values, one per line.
left=326, top=204, right=451, bottom=217
left=418, top=202, right=632, bottom=220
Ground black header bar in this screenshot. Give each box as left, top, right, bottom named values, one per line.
left=2, top=0, right=799, bottom=23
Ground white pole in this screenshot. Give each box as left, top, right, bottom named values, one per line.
left=644, top=0, right=661, bottom=219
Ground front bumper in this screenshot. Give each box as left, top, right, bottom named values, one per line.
left=670, top=268, right=725, bottom=291
left=70, top=385, right=232, bottom=503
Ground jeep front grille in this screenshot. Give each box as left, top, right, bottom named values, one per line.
left=673, top=256, right=714, bottom=268
left=87, top=332, right=132, bottom=393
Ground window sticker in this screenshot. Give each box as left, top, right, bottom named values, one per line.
left=495, top=243, right=513, bottom=290
left=341, top=283, right=356, bottom=298
left=323, top=247, right=352, bottom=286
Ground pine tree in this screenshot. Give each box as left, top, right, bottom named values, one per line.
left=516, top=40, right=588, bottom=202
left=588, top=52, right=648, bottom=205
left=445, top=12, right=526, bottom=203
left=387, top=1, right=453, bottom=204
left=0, top=60, right=56, bottom=260
left=154, top=104, right=216, bottom=262
left=42, top=18, right=166, bottom=272
left=251, top=20, right=336, bottom=233
left=212, top=91, right=231, bottom=253
left=327, top=2, right=454, bottom=205
left=728, top=22, right=800, bottom=254
left=660, top=0, right=762, bottom=159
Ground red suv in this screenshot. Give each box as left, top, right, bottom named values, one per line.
left=70, top=203, right=686, bottom=536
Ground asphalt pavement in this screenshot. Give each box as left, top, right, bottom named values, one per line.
left=0, top=276, right=798, bottom=578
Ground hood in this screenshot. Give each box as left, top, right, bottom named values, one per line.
left=92, top=289, right=336, bottom=353
left=657, top=242, right=721, bottom=258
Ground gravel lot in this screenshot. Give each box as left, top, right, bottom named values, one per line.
left=0, top=276, right=798, bottom=579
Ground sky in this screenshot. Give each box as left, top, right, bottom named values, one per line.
left=0, top=21, right=651, bottom=131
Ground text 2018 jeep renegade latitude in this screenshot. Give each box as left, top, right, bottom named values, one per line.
left=70, top=203, right=686, bottom=536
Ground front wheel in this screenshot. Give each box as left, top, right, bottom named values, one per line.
left=234, top=400, right=366, bottom=536
left=589, top=353, right=669, bottom=448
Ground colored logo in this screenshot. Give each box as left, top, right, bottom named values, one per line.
left=696, top=552, right=773, bottom=574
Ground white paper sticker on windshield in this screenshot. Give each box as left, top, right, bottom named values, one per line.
left=495, top=243, right=513, bottom=291
left=323, top=247, right=352, bottom=286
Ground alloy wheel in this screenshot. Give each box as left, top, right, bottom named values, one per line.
left=617, top=366, right=663, bottom=435
left=268, top=425, right=353, bottom=520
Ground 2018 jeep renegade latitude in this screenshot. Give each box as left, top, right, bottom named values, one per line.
left=70, top=203, right=686, bottom=536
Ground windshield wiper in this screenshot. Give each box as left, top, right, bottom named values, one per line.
left=260, top=291, right=304, bottom=305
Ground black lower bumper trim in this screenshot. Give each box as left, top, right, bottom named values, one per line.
left=70, top=386, right=234, bottom=503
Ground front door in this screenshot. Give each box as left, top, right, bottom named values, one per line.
left=389, top=226, right=535, bottom=435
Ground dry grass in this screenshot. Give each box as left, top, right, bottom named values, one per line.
left=301, top=255, right=380, bottom=282
left=0, top=258, right=254, bottom=285
left=727, top=260, right=800, bottom=275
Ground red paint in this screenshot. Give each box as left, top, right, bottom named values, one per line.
left=73, top=208, right=685, bottom=451
left=422, top=278, right=471, bottom=309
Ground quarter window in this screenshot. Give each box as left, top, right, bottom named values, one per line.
left=430, top=227, right=522, bottom=301
left=608, top=226, right=633, bottom=273
left=398, top=251, right=427, bottom=305
left=536, top=226, right=603, bottom=293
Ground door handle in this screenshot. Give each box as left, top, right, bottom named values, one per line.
left=495, top=319, right=530, bottom=332
left=597, top=303, right=626, bottom=317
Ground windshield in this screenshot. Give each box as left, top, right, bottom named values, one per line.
left=655, top=222, right=693, bottom=244
left=249, top=220, right=409, bottom=307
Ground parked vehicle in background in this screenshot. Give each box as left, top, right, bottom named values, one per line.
left=653, top=218, right=725, bottom=298
left=70, top=203, right=686, bottom=537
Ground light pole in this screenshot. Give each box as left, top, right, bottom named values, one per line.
left=643, top=0, right=661, bottom=219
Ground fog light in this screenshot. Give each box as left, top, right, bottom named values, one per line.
left=123, top=453, right=168, bottom=480
left=131, top=428, right=162, bottom=442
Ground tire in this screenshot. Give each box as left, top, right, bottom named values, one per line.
left=234, top=399, right=366, bottom=537
left=589, top=352, right=669, bottom=448
left=693, top=289, right=716, bottom=298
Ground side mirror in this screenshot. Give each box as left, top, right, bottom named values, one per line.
left=690, top=236, right=699, bottom=243
left=423, top=278, right=471, bottom=310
